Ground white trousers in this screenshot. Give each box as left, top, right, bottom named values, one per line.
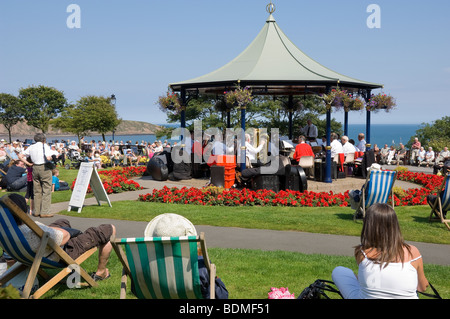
left=331, top=266, right=363, bottom=299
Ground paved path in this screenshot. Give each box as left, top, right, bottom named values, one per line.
left=40, top=165, right=449, bottom=266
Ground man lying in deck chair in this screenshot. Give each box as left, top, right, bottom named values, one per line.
left=6, top=193, right=116, bottom=281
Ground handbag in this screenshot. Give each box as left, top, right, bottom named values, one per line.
left=298, top=279, right=342, bottom=299
left=43, top=144, right=56, bottom=170
left=418, top=282, right=442, bottom=299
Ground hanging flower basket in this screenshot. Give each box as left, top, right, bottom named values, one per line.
left=224, top=86, right=253, bottom=108
left=321, top=87, right=350, bottom=109
left=367, top=93, right=396, bottom=112
left=346, top=96, right=366, bottom=111
left=157, top=89, right=182, bottom=113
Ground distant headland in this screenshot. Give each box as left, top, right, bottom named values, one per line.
left=0, top=120, right=163, bottom=139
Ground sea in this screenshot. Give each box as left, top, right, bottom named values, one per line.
left=11, top=124, right=421, bottom=148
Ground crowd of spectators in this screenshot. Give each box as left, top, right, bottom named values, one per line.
left=0, top=137, right=176, bottom=194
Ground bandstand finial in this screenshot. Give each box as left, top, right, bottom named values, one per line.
left=266, top=1, right=276, bottom=14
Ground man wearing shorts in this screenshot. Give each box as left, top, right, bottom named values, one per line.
left=9, top=194, right=115, bottom=281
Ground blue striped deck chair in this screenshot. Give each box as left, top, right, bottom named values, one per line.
left=0, top=194, right=98, bottom=298
left=354, top=170, right=397, bottom=221
left=428, top=174, right=450, bottom=231
left=111, top=232, right=216, bottom=299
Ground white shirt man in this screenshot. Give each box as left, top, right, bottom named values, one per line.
left=302, top=120, right=318, bottom=140
left=341, top=136, right=357, bottom=156
left=330, top=133, right=344, bottom=158
left=437, top=147, right=450, bottom=163
left=356, top=133, right=366, bottom=152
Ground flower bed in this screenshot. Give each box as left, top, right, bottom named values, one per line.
left=138, top=171, right=443, bottom=208
left=71, top=166, right=146, bottom=194
left=139, top=186, right=350, bottom=207
left=394, top=171, right=443, bottom=206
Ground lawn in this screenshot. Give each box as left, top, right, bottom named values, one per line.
left=2, top=164, right=449, bottom=299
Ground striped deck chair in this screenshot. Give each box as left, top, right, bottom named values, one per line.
left=112, top=232, right=216, bottom=299
left=354, top=170, right=397, bottom=221
left=0, top=194, right=98, bottom=298
left=428, top=174, right=450, bottom=231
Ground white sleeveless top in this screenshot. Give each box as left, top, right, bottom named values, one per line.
left=358, top=251, right=421, bottom=299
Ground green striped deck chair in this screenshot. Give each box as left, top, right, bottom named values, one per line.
left=354, top=170, right=397, bottom=221
left=112, top=232, right=216, bottom=299
left=428, top=174, right=450, bottom=231
left=0, top=194, right=98, bottom=298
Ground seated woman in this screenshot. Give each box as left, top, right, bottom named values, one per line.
left=332, top=203, right=429, bottom=299
left=417, top=147, right=426, bottom=166
left=424, top=147, right=435, bottom=167
left=386, top=145, right=396, bottom=165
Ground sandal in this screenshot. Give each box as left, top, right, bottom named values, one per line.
left=90, top=272, right=111, bottom=281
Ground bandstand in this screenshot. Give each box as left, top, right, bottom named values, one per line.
left=169, top=2, right=383, bottom=183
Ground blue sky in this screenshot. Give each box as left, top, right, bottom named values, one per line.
left=1, top=0, right=449, bottom=126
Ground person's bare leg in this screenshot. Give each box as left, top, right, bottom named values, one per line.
left=93, top=225, right=115, bottom=279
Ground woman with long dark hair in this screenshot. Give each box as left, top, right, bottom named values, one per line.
left=332, top=203, right=429, bottom=299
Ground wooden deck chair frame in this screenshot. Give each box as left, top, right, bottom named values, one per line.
left=0, top=194, right=98, bottom=298
left=428, top=173, right=450, bottom=231
left=353, top=170, right=397, bottom=221
left=111, top=232, right=216, bottom=299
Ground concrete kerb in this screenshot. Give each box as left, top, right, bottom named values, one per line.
left=43, top=166, right=449, bottom=266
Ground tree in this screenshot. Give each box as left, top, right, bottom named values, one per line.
left=408, top=116, right=450, bottom=151
left=157, top=93, right=342, bottom=140
left=18, top=85, right=68, bottom=133
left=52, top=103, right=92, bottom=145
left=0, top=93, right=23, bottom=142
left=80, top=95, right=122, bottom=141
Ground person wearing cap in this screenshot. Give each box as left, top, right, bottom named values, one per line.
left=145, top=213, right=229, bottom=299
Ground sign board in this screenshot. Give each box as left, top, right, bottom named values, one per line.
left=68, top=162, right=112, bottom=213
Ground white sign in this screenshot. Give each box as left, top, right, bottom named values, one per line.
left=68, top=162, right=111, bottom=213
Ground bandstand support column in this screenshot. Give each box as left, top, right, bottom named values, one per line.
left=365, top=89, right=372, bottom=150
left=344, top=109, right=349, bottom=137
left=180, top=89, right=186, bottom=151
left=324, top=105, right=332, bottom=183
left=288, top=95, right=293, bottom=140
left=240, top=105, right=246, bottom=172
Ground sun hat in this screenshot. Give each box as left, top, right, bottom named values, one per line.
left=367, top=163, right=381, bottom=171
left=144, top=213, right=197, bottom=237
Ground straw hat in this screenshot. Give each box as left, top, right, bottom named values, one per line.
left=367, top=163, right=381, bottom=171
left=144, top=213, right=197, bottom=237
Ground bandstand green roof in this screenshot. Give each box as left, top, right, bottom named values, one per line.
left=170, top=13, right=383, bottom=95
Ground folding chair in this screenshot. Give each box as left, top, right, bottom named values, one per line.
left=298, top=156, right=314, bottom=179
left=112, top=232, right=216, bottom=299
left=0, top=194, right=98, bottom=298
left=353, top=170, right=397, bottom=221
left=428, top=174, right=450, bottom=231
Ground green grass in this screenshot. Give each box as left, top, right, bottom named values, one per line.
left=3, top=165, right=449, bottom=299
left=38, top=248, right=450, bottom=299
left=60, top=201, right=450, bottom=245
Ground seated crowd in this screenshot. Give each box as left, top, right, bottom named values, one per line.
left=0, top=137, right=175, bottom=193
